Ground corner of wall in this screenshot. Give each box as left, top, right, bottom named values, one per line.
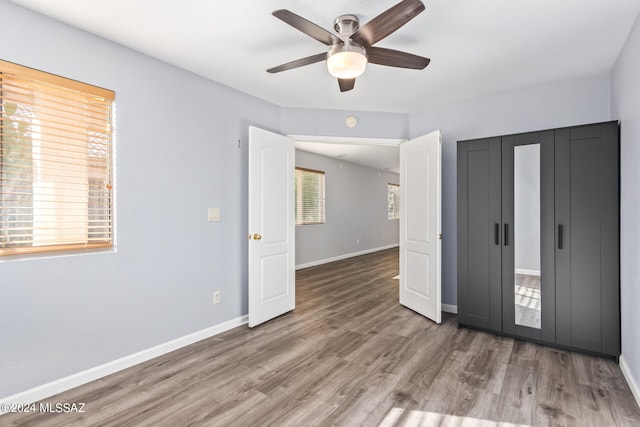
left=620, top=355, right=640, bottom=408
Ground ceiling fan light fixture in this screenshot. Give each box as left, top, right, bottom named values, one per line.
left=327, top=44, right=367, bottom=79
left=268, top=2, right=429, bottom=92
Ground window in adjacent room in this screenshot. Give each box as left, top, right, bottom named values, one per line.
left=388, top=183, right=400, bottom=220
left=0, top=60, right=115, bottom=256
left=295, top=167, right=325, bottom=225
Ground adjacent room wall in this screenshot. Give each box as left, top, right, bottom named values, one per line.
left=281, top=107, right=408, bottom=269
left=295, top=150, right=400, bottom=268
left=0, top=1, right=280, bottom=398
left=410, top=74, right=611, bottom=307
left=281, top=107, right=409, bottom=140
left=611, top=11, right=640, bottom=403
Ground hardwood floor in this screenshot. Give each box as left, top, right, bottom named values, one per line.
left=515, top=274, right=541, bottom=329
left=3, top=248, right=639, bottom=426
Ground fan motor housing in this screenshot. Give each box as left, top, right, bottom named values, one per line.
left=334, top=15, right=359, bottom=36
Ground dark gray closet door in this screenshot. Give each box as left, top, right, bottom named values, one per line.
left=555, top=121, right=620, bottom=356
left=457, top=138, right=502, bottom=332
left=501, top=131, right=556, bottom=343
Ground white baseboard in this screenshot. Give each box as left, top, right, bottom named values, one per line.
left=515, top=268, right=541, bottom=276
left=620, top=355, right=640, bottom=408
left=0, top=315, right=248, bottom=413
left=442, top=304, right=458, bottom=314
left=295, top=244, right=399, bottom=270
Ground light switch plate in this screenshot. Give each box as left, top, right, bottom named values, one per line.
left=208, top=207, right=221, bottom=222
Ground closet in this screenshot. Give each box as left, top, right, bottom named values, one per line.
left=457, top=121, right=620, bottom=358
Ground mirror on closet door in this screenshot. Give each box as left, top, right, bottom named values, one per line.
left=514, top=144, right=541, bottom=329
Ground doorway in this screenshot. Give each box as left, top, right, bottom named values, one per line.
left=292, top=132, right=442, bottom=323
left=292, top=134, right=404, bottom=270
left=248, top=128, right=442, bottom=326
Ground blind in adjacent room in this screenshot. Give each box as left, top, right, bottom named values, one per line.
left=295, top=167, right=325, bottom=225
left=0, top=60, right=115, bottom=256
left=388, top=183, right=400, bottom=220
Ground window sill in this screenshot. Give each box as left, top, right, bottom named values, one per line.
left=0, top=246, right=116, bottom=263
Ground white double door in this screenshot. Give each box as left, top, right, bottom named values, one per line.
left=248, top=127, right=441, bottom=327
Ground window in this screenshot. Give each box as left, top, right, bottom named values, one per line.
left=388, top=183, right=400, bottom=220
left=0, top=60, right=115, bottom=256
left=295, top=167, right=325, bottom=225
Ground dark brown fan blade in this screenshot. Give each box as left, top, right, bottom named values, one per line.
left=351, top=0, right=425, bottom=47
left=366, top=46, right=430, bottom=69
left=273, top=9, right=342, bottom=46
left=338, top=78, right=356, bottom=92
left=267, top=53, right=327, bottom=73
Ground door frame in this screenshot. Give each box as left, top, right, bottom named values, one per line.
left=248, top=131, right=444, bottom=325
left=291, top=133, right=441, bottom=310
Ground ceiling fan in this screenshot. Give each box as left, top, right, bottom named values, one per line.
left=267, top=0, right=430, bottom=92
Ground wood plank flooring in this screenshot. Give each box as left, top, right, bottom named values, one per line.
left=2, top=248, right=639, bottom=426
left=515, top=274, right=541, bottom=329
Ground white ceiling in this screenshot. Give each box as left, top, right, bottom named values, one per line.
left=9, top=0, right=640, bottom=171
left=294, top=136, right=404, bottom=174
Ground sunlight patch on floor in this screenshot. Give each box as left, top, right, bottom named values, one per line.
left=378, top=407, right=532, bottom=427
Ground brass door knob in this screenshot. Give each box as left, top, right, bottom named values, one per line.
left=253, top=233, right=262, bottom=240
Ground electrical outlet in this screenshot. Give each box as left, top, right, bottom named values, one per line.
left=213, top=291, right=221, bottom=304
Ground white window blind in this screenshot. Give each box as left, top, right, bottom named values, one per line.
left=295, top=167, right=325, bottom=225
left=0, top=60, right=115, bottom=256
left=388, top=183, right=400, bottom=220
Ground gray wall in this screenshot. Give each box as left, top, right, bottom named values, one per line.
left=410, top=74, right=611, bottom=306
left=281, top=107, right=409, bottom=140
left=295, top=150, right=400, bottom=267
left=611, top=11, right=640, bottom=401
left=0, top=1, right=280, bottom=397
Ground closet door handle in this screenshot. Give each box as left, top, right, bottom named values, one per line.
left=558, top=224, right=563, bottom=249
left=504, top=223, right=509, bottom=246
left=494, top=223, right=500, bottom=245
